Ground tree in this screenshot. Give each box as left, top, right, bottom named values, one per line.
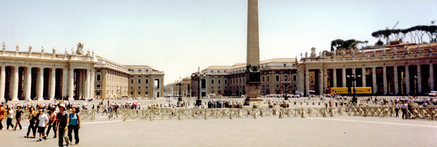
left=330, top=39, right=344, bottom=51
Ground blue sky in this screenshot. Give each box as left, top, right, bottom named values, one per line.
left=1, top=0, right=436, bottom=84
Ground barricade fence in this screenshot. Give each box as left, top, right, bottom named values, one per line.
left=74, top=106, right=437, bottom=121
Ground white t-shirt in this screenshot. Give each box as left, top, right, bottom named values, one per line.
left=38, top=113, right=49, bottom=127
left=7, top=109, right=14, bottom=118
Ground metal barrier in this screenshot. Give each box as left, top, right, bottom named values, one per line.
left=75, top=106, right=436, bottom=121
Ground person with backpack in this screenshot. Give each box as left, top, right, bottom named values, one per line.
left=68, top=107, right=80, bottom=145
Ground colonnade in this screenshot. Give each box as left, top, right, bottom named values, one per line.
left=0, top=65, right=94, bottom=101
left=304, top=63, right=435, bottom=96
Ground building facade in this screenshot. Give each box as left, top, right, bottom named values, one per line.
left=190, top=58, right=298, bottom=97
left=0, top=42, right=164, bottom=101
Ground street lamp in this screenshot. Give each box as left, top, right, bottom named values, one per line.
left=177, top=79, right=183, bottom=107
left=281, top=80, right=291, bottom=100
left=194, top=67, right=205, bottom=107
left=346, top=69, right=361, bottom=104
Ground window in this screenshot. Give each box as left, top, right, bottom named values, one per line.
left=131, top=79, right=133, bottom=84
left=146, top=79, right=149, bottom=84
left=267, top=76, right=270, bottom=81
left=96, top=92, right=100, bottom=95
left=96, top=84, right=101, bottom=88
left=218, top=79, right=221, bottom=84
left=225, top=80, right=227, bottom=84
left=276, top=75, right=279, bottom=81
left=276, top=85, right=279, bottom=88
left=138, top=79, right=141, bottom=84
left=131, top=87, right=133, bottom=89
left=284, top=75, right=288, bottom=81
left=263, top=76, right=265, bottom=82
left=138, top=92, right=141, bottom=94
left=146, top=87, right=148, bottom=89
left=97, top=75, right=101, bottom=81
left=293, top=75, right=297, bottom=81
left=131, top=92, right=133, bottom=94
left=138, top=87, right=141, bottom=89
left=211, top=79, right=214, bottom=84
left=201, top=79, right=206, bottom=89
left=146, top=92, right=148, bottom=94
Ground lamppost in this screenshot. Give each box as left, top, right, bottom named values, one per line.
left=193, top=67, right=204, bottom=107
left=177, top=79, right=183, bottom=107
left=346, top=69, right=360, bottom=104
left=281, top=80, right=291, bottom=100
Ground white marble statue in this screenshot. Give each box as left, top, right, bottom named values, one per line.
left=28, top=45, right=32, bottom=54
left=16, top=43, right=20, bottom=51
left=2, top=42, right=5, bottom=51
left=305, top=52, right=308, bottom=58
left=52, top=47, right=56, bottom=55
left=92, top=49, right=95, bottom=57
left=71, top=48, right=75, bottom=55
left=76, top=42, right=84, bottom=55
left=41, top=46, right=45, bottom=53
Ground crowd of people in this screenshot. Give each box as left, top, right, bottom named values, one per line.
left=0, top=101, right=81, bottom=146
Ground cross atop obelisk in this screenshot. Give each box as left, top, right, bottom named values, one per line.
left=245, top=0, right=261, bottom=103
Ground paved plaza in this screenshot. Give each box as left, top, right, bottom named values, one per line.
left=1, top=113, right=436, bottom=147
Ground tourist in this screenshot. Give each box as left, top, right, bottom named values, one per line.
left=68, top=107, right=81, bottom=145
left=401, top=102, right=407, bottom=119
left=46, top=108, right=57, bottom=138
left=394, top=102, right=400, bottom=117
left=25, top=106, right=37, bottom=138
left=6, top=107, right=14, bottom=130
left=37, top=109, right=49, bottom=142
left=57, top=104, right=70, bottom=146
left=13, top=106, right=23, bottom=130
left=0, top=103, right=5, bottom=130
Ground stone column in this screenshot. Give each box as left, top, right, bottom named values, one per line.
left=37, top=67, right=44, bottom=101
left=11, top=66, right=19, bottom=101
left=394, top=66, right=399, bottom=95
left=24, top=67, right=32, bottom=101
left=305, top=68, right=309, bottom=96
left=342, top=68, right=346, bottom=87
left=68, top=68, right=74, bottom=101
left=383, top=66, right=387, bottom=95
left=405, top=65, right=410, bottom=95
left=90, top=69, right=95, bottom=99
left=62, top=68, right=68, bottom=98
left=319, top=69, right=323, bottom=94
left=0, top=66, right=5, bottom=101
left=430, top=64, right=434, bottom=91
left=85, top=69, right=90, bottom=99
left=372, top=67, right=377, bottom=94
left=49, top=68, right=56, bottom=101
left=362, top=67, right=366, bottom=87
left=333, top=69, right=337, bottom=87
left=323, top=68, right=328, bottom=93
left=417, top=64, right=422, bottom=94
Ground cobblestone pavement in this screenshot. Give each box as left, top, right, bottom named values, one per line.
left=0, top=115, right=436, bottom=147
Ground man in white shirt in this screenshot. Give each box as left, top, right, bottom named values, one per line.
left=37, top=109, right=49, bottom=142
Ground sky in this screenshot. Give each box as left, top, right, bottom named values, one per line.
left=1, top=0, right=436, bottom=85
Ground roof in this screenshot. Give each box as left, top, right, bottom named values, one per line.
left=203, top=58, right=297, bottom=71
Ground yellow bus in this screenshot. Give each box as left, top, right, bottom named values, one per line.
left=328, top=87, right=372, bottom=95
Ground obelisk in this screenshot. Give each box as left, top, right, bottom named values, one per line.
left=245, top=0, right=261, bottom=104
